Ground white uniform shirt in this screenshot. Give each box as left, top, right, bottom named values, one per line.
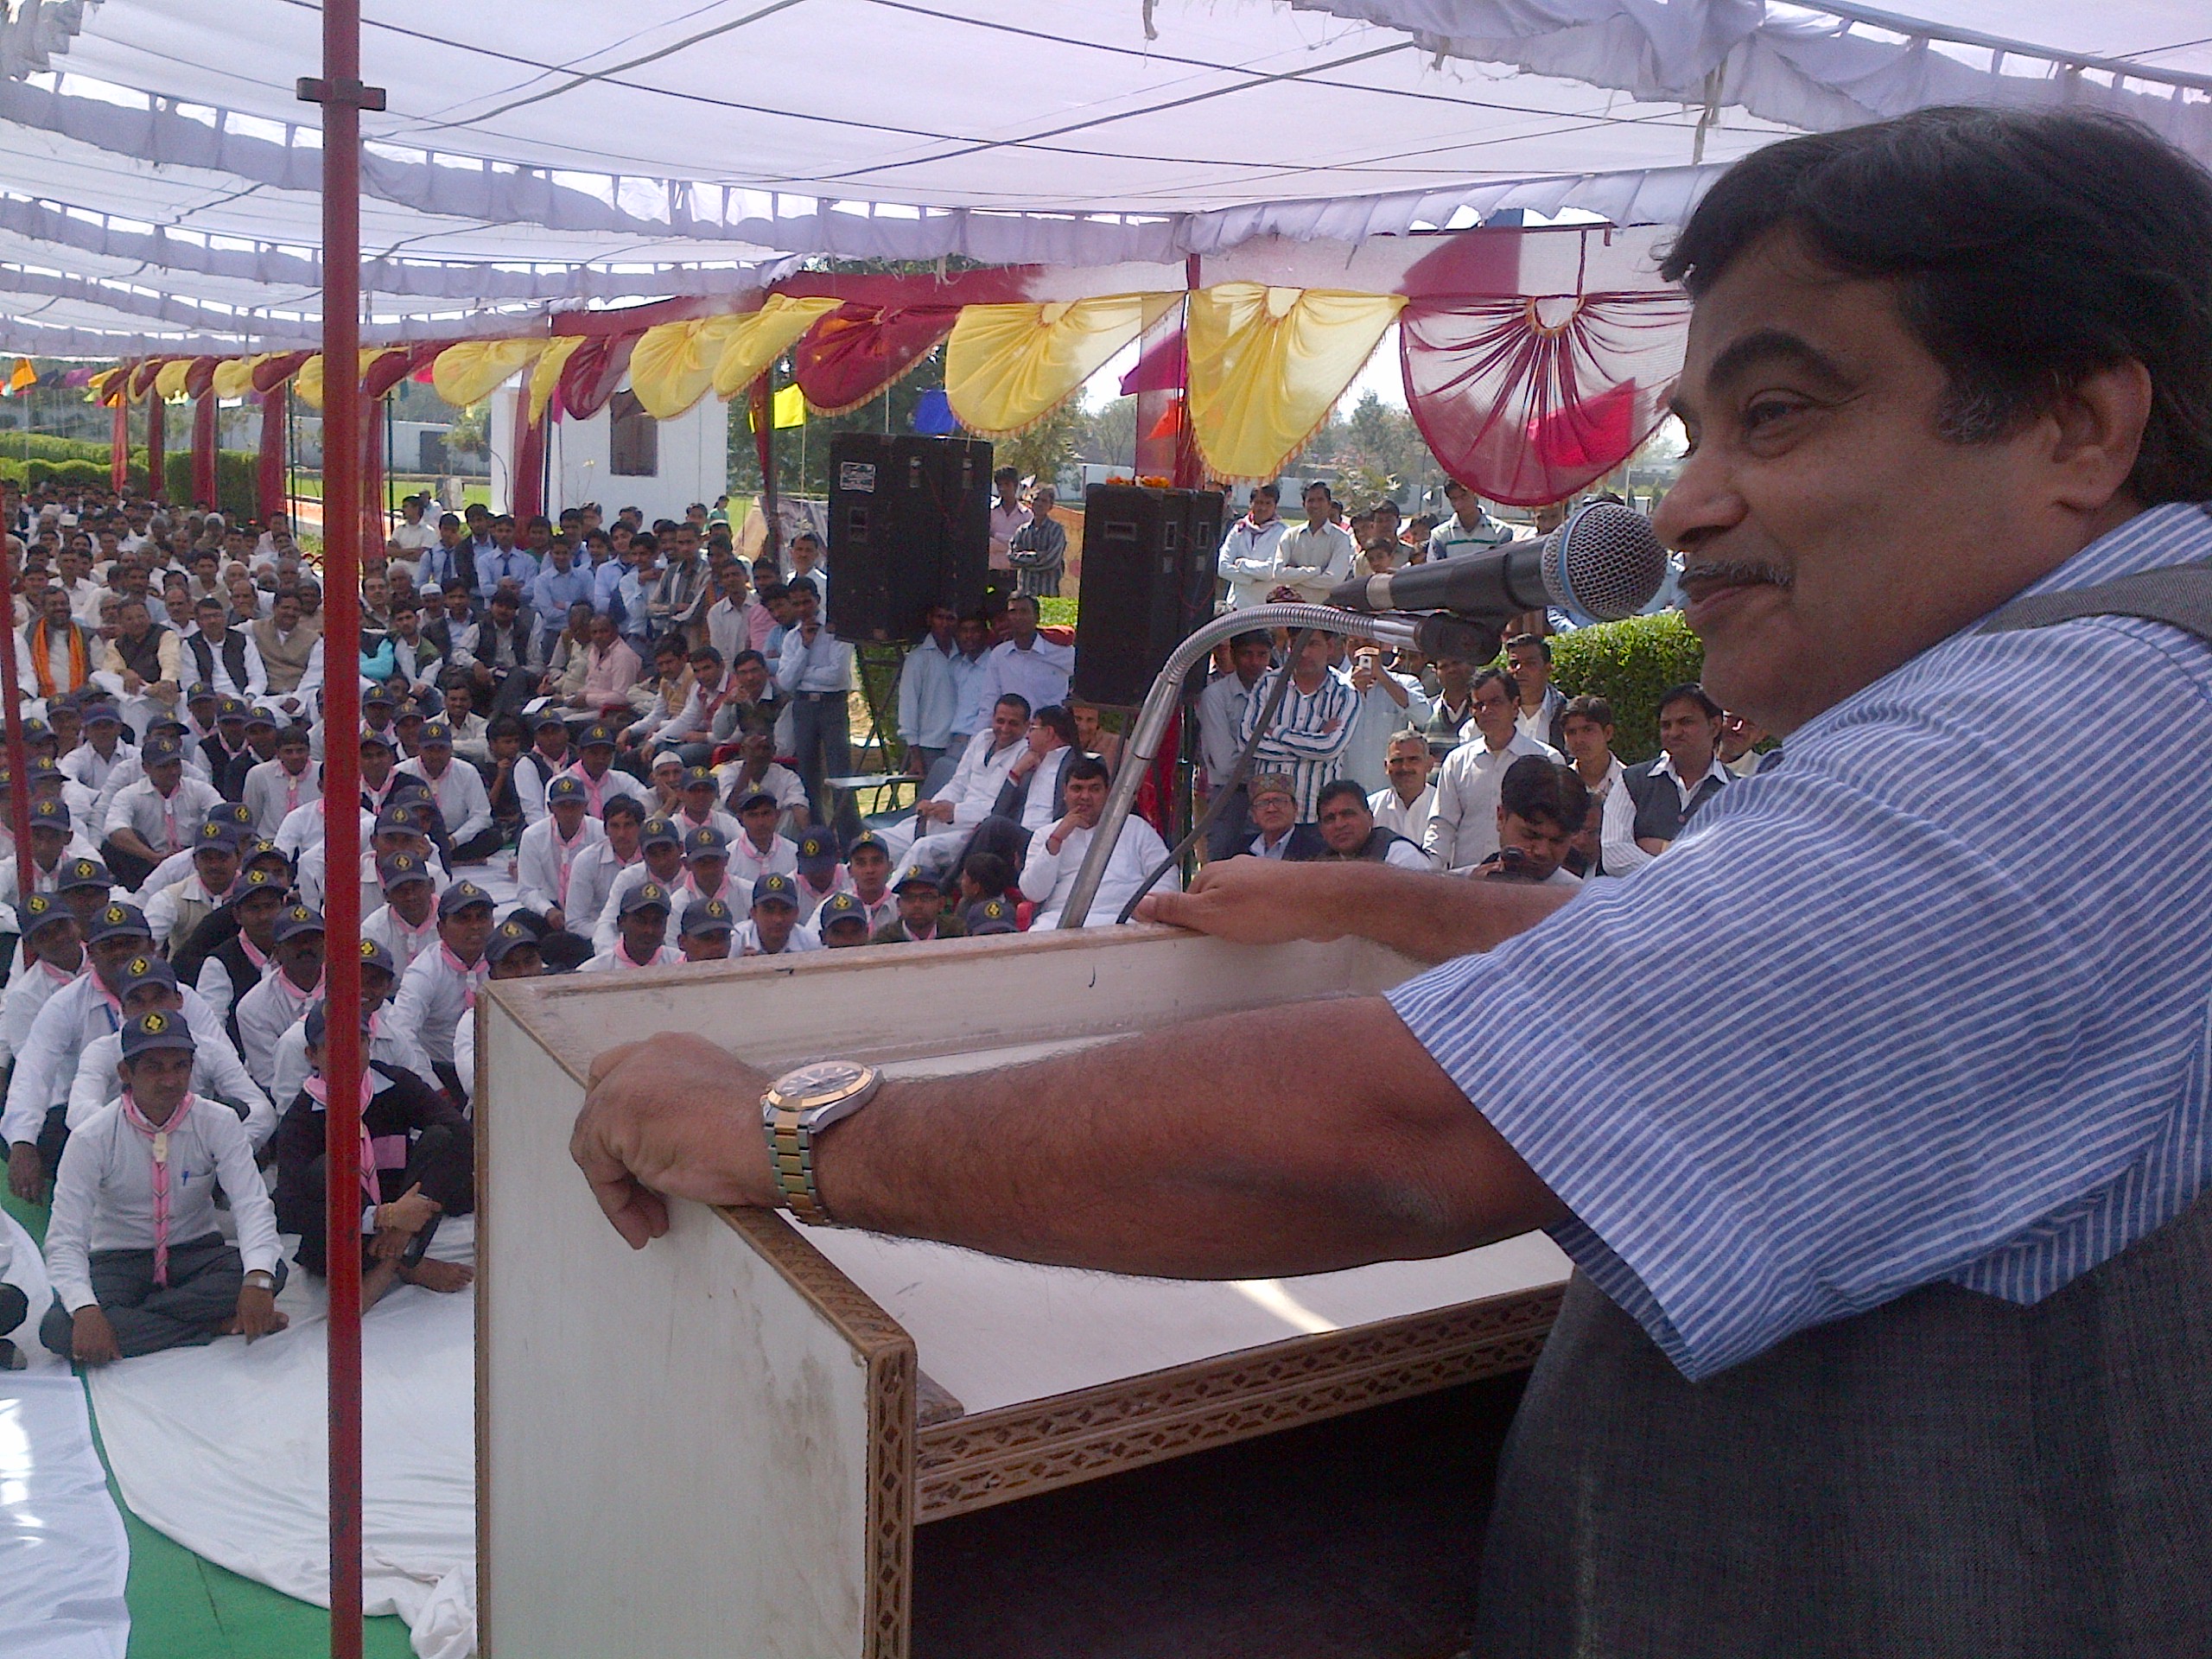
left=66, top=1027, right=276, bottom=1148
left=589, top=861, right=703, bottom=952
left=45, top=1095, right=281, bottom=1313
left=1423, top=731, right=1563, bottom=871
left=1018, top=815, right=1179, bottom=931
left=735, top=919, right=823, bottom=957
left=103, top=774, right=223, bottom=859
left=143, top=874, right=232, bottom=957
left=552, top=761, right=650, bottom=819
left=0, top=957, right=79, bottom=1071
left=267, top=1013, right=431, bottom=1120
left=242, top=757, right=320, bottom=840
left=2, top=978, right=231, bottom=1147
left=397, top=755, right=494, bottom=847
left=516, top=811, right=604, bottom=916
left=231, top=966, right=323, bottom=1095
left=562, top=843, right=637, bottom=943
left=388, top=942, right=488, bottom=1068
left=928, top=730, right=1026, bottom=834
left=897, top=638, right=963, bottom=753
left=578, top=943, right=683, bottom=973
left=362, top=901, right=442, bottom=973
left=725, top=832, right=798, bottom=890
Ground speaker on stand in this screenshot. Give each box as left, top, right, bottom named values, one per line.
left=1071, top=483, right=1226, bottom=708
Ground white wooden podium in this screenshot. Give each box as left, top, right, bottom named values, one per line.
left=477, top=925, right=1568, bottom=1659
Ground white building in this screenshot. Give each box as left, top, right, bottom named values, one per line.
left=488, top=384, right=728, bottom=524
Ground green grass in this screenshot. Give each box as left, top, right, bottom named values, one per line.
left=1037, top=596, right=1077, bottom=628
left=3, top=1181, right=418, bottom=1658
left=285, top=476, right=491, bottom=511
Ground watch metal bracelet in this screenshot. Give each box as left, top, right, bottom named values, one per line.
left=764, top=1109, right=836, bottom=1226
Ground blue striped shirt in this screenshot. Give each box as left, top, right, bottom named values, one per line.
left=1237, top=664, right=1357, bottom=820
left=1389, top=502, right=2212, bottom=1381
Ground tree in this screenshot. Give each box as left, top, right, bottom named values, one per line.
left=445, top=402, right=488, bottom=457
left=1073, top=396, right=1137, bottom=469
left=993, top=399, right=1080, bottom=486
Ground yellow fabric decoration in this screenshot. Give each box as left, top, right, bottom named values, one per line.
left=210, top=358, right=257, bottom=398
left=527, top=335, right=588, bottom=425
left=708, top=294, right=841, bottom=401
left=944, top=293, right=1178, bottom=438
left=430, top=338, right=549, bottom=409
left=628, top=317, right=731, bottom=419
left=747, top=383, right=808, bottom=432
left=1185, top=284, right=1405, bottom=481
left=152, top=359, right=194, bottom=401
left=86, top=366, right=123, bottom=404
left=291, top=355, right=326, bottom=411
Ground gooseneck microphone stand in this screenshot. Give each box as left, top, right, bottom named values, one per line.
left=1055, top=603, right=1497, bottom=928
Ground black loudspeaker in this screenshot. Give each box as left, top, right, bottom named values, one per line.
left=827, top=434, right=993, bottom=642
left=1072, top=484, right=1226, bottom=706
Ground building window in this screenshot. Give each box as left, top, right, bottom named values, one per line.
left=609, top=390, right=658, bottom=477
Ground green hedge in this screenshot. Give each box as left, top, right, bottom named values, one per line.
left=1546, top=612, right=1706, bottom=764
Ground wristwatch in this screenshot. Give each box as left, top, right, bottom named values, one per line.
left=760, top=1060, right=881, bottom=1226
left=243, top=1270, right=276, bottom=1291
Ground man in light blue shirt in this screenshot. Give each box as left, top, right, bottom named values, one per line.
left=895, top=605, right=963, bottom=776
left=774, top=576, right=860, bottom=842
left=573, top=109, right=2212, bottom=1656
left=613, top=535, right=662, bottom=656
left=529, top=539, right=596, bottom=658
left=473, top=515, right=538, bottom=601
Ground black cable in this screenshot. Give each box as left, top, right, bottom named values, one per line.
left=1112, top=627, right=1310, bottom=925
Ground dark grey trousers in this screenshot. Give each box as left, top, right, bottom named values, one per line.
left=39, top=1231, right=289, bottom=1359
left=1477, top=1192, right=2212, bottom=1658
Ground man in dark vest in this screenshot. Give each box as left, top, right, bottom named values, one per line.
left=181, top=595, right=265, bottom=704
left=1305, top=779, right=1431, bottom=869
left=1599, top=682, right=1728, bottom=876
left=572, top=109, right=2212, bottom=1656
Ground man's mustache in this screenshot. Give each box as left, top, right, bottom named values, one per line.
left=1680, top=558, right=1796, bottom=590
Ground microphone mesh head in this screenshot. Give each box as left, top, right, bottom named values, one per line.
left=1541, top=502, right=1669, bottom=623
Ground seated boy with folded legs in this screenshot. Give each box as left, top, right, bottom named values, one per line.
left=40, top=1010, right=289, bottom=1364
left=273, top=1001, right=475, bottom=1303
left=0, top=1226, right=27, bottom=1370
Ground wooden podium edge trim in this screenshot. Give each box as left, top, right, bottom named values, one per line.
left=718, top=1206, right=918, bottom=1659
left=912, top=1284, right=1565, bottom=1522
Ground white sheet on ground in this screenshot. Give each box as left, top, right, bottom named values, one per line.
left=86, top=1219, right=478, bottom=1658
left=0, top=1206, right=132, bottom=1659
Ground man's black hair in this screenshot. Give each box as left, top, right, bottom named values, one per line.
left=1065, top=754, right=1110, bottom=787
left=1497, top=756, right=1590, bottom=836
left=994, top=693, right=1032, bottom=719
left=1471, top=666, right=1517, bottom=705
left=787, top=575, right=820, bottom=602
left=1661, top=106, right=2212, bottom=502
left=1658, top=682, right=1723, bottom=721
left=1316, top=779, right=1369, bottom=813
left=1506, top=632, right=1552, bottom=663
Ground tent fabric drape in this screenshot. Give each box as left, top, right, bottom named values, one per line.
left=793, top=305, right=958, bottom=417
left=211, top=356, right=256, bottom=398
left=511, top=393, right=545, bottom=523
left=944, top=293, right=1179, bottom=437
left=1185, top=284, right=1405, bottom=481
left=626, top=318, right=730, bottom=421
left=1400, top=290, right=1689, bottom=507
left=555, top=334, right=637, bottom=422
left=709, top=295, right=842, bottom=401
left=144, top=394, right=163, bottom=499
left=528, top=337, right=588, bottom=425
left=152, top=358, right=194, bottom=402
left=109, top=393, right=126, bottom=493
left=430, top=339, right=549, bottom=410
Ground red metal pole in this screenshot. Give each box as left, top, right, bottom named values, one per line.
left=300, top=16, right=379, bottom=1659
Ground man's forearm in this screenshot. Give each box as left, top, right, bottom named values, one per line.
left=1286, top=860, right=1573, bottom=962
left=811, top=997, right=1563, bottom=1279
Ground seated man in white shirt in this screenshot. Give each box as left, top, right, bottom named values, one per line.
left=1367, top=730, right=1438, bottom=844
left=1467, top=756, right=1592, bottom=890
left=736, top=872, right=822, bottom=957
left=1308, top=780, right=1433, bottom=870
left=40, top=1009, right=287, bottom=1363
left=67, top=957, right=272, bottom=1145
left=1017, top=755, right=1179, bottom=930
left=232, top=904, right=327, bottom=1094
left=581, top=882, right=683, bottom=973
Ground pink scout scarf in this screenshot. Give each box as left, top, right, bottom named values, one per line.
left=238, top=931, right=269, bottom=971
left=272, top=967, right=324, bottom=1016
left=283, top=765, right=305, bottom=813
left=118, top=1090, right=197, bottom=1287
left=303, top=1071, right=378, bottom=1210
left=441, top=944, right=488, bottom=1011
left=553, top=822, right=589, bottom=908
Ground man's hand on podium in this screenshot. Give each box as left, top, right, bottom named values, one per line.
left=1134, top=858, right=1353, bottom=946
left=573, top=1035, right=779, bottom=1248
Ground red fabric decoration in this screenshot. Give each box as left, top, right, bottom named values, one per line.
left=144, top=395, right=166, bottom=502
left=556, top=334, right=636, bottom=421
left=251, top=352, right=314, bottom=395
left=184, top=358, right=219, bottom=400
left=365, top=344, right=440, bottom=401
left=1400, top=292, right=1688, bottom=508
left=791, top=304, right=956, bottom=416
left=110, top=395, right=128, bottom=494
left=189, top=394, right=218, bottom=506
left=511, top=392, right=544, bottom=523
left=256, top=391, right=286, bottom=523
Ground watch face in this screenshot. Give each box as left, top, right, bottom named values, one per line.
left=778, top=1059, right=873, bottom=1104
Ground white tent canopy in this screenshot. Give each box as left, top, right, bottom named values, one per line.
left=0, top=0, right=2202, bottom=353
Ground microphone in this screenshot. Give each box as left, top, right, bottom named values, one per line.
left=1327, top=501, right=1669, bottom=626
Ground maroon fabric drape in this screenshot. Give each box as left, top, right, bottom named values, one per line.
left=791, top=304, right=956, bottom=416
left=510, top=392, right=544, bottom=523
left=190, top=394, right=218, bottom=507
left=257, top=391, right=287, bottom=523
left=556, top=334, right=636, bottom=421
left=1400, top=292, right=1690, bottom=508
left=360, top=399, right=385, bottom=550
left=251, top=352, right=315, bottom=395
left=109, top=393, right=128, bottom=494
left=144, top=395, right=166, bottom=502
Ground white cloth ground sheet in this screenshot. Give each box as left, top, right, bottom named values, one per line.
left=86, top=1220, right=480, bottom=1659
left=0, top=1209, right=132, bottom=1659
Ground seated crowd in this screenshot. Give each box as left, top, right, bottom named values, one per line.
left=0, top=475, right=1743, bottom=1372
